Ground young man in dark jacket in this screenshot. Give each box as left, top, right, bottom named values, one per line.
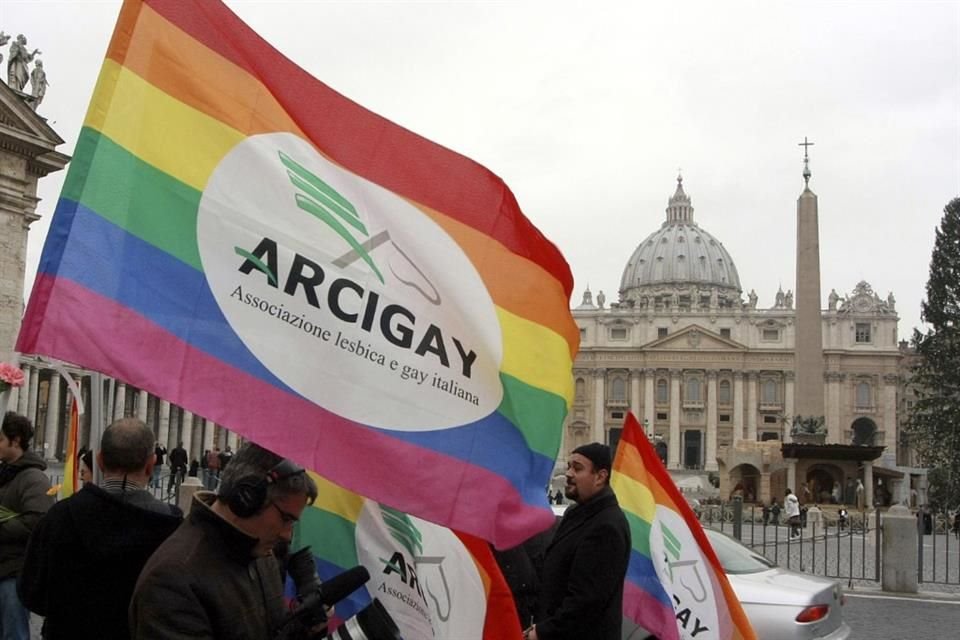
left=0, top=412, right=52, bottom=640
left=18, top=418, right=182, bottom=640
left=526, top=443, right=631, bottom=640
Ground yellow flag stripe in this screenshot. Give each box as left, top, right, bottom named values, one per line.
left=497, top=306, right=574, bottom=402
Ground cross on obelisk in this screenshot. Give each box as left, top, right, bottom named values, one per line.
left=798, top=137, right=814, bottom=186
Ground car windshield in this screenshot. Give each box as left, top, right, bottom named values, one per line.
left=705, top=529, right=777, bottom=574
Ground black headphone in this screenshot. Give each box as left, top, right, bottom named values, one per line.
left=225, top=458, right=306, bottom=518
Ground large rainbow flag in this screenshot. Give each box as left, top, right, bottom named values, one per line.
left=16, top=0, right=578, bottom=547
left=612, top=413, right=755, bottom=640
left=294, top=473, right=522, bottom=639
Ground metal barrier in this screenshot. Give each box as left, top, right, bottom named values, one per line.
left=917, top=510, right=960, bottom=586
left=697, top=502, right=881, bottom=586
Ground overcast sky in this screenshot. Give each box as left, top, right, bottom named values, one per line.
left=5, top=0, right=959, bottom=337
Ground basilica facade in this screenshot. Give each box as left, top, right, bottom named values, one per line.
left=565, top=176, right=906, bottom=506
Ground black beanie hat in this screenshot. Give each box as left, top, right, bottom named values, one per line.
left=572, top=442, right=612, bottom=473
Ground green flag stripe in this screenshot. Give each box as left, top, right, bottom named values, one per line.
left=62, top=127, right=203, bottom=270
left=294, top=508, right=359, bottom=567
left=623, top=510, right=652, bottom=557
left=498, top=372, right=567, bottom=457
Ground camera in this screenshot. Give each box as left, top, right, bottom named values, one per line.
left=283, top=547, right=404, bottom=640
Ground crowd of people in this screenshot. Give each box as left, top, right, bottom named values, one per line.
left=0, top=410, right=317, bottom=639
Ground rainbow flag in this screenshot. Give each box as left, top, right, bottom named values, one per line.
left=16, top=0, right=578, bottom=547
left=612, top=413, right=755, bottom=640
left=294, top=473, right=522, bottom=639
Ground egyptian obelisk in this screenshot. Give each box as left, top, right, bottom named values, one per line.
left=793, top=138, right=826, bottom=435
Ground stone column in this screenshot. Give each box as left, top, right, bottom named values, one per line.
left=26, top=366, right=39, bottom=426
left=181, top=410, right=194, bottom=460
left=203, top=419, right=215, bottom=452
left=114, top=383, right=127, bottom=421
left=630, top=369, right=642, bottom=419
left=864, top=461, right=874, bottom=508
left=705, top=371, right=718, bottom=471
left=16, top=365, right=30, bottom=415
left=784, top=371, right=795, bottom=443
left=42, top=371, right=61, bottom=460
left=643, top=368, right=655, bottom=437
left=733, top=371, right=744, bottom=443
left=157, top=400, right=171, bottom=452
left=167, top=405, right=179, bottom=451
left=592, top=369, right=605, bottom=444
left=226, top=431, right=239, bottom=451
left=882, top=505, right=918, bottom=593
left=883, top=374, right=899, bottom=460
left=668, top=370, right=681, bottom=469
left=746, top=371, right=758, bottom=442
left=826, top=372, right=843, bottom=443
left=190, top=413, right=203, bottom=462
left=136, top=389, right=148, bottom=422
left=786, top=459, right=798, bottom=493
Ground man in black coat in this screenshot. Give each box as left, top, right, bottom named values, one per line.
left=18, top=418, right=182, bottom=640
left=526, top=443, right=630, bottom=640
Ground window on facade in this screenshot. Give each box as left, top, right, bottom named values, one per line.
left=611, top=377, right=627, bottom=403
left=685, top=378, right=702, bottom=403
left=856, top=382, right=872, bottom=408
left=856, top=323, right=872, bottom=343
left=658, top=327, right=669, bottom=338
left=579, top=328, right=586, bottom=340
left=719, top=414, right=730, bottom=423
left=720, top=328, right=731, bottom=339
left=762, top=379, right=778, bottom=404
left=575, top=378, right=585, bottom=400
left=611, top=411, right=624, bottom=420
left=718, top=379, right=731, bottom=405
left=762, top=328, right=780, bottom=341
left=657, top=412, right=669, bottom=421
left=763, top=415, right=778, bottom=424
left=656, top=379, right=669, bottom=404
left=610, top=327, right=627, bottom=340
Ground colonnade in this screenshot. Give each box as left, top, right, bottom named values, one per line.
left=5, top=361, right=239, bottom=463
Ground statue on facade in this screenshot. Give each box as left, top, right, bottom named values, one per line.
left=670, top=290, right=680, bottom=311
left=0, top=32, right=10, bottom=67
left=580, top=287, right=593, bottom=307
left=29, top=59, right=47, bottom=110
left=784, top=290, right=793, bottom=310
left=596, top=290, right=605, bottom=309
left=828, top=288, right=839, bottom=310
left=710, top=287, right=719, bottom=310
left=886, top=292, right=896, bottom=311
left=775, top=287, right=785, bottom=308
left=690, top=288, right=699, bottom=311
left=6, top=34, right=40, bottom=92
left=747, top=289, right=758, bottom=309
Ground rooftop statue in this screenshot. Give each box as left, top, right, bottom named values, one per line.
left=7, top=34, right=41, bottom=92
left=29, top=59, right=47, bottom=110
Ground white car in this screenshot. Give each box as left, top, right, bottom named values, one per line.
left=625, top=529, right=851, bottom=640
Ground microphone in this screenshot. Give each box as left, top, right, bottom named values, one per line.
left=311, top=565, right=371, bottom=608
left=285, top=565, right=371, bottom=627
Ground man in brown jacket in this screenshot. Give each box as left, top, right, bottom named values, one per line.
left=130, top=443, right=318, bottom=639
left=0, top=412, right=52, bottom=640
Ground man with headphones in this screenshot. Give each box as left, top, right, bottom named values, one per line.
left=130, top=442, right=318, bottom=639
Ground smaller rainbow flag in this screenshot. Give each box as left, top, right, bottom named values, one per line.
left=59, top=397, right=81, bottom=499
left=612, top=413, right=755, bottom=640
left=293, top=473, right=522, bottom=639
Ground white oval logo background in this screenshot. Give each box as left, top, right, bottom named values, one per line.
left=648, top=506, right=721, bottom=639
left=197, top=133, right=503, bottom=431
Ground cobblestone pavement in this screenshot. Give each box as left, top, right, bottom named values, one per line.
left=842, top=590, right=960, bottom=639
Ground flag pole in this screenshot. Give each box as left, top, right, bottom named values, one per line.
left=89, top=372, right=104, bottom=486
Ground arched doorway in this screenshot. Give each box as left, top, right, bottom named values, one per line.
left=852, top=418, right=878, bottom=446
left=729, top=464, right=760, bottom=502
left=806, top=463, right=844, bottom=504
